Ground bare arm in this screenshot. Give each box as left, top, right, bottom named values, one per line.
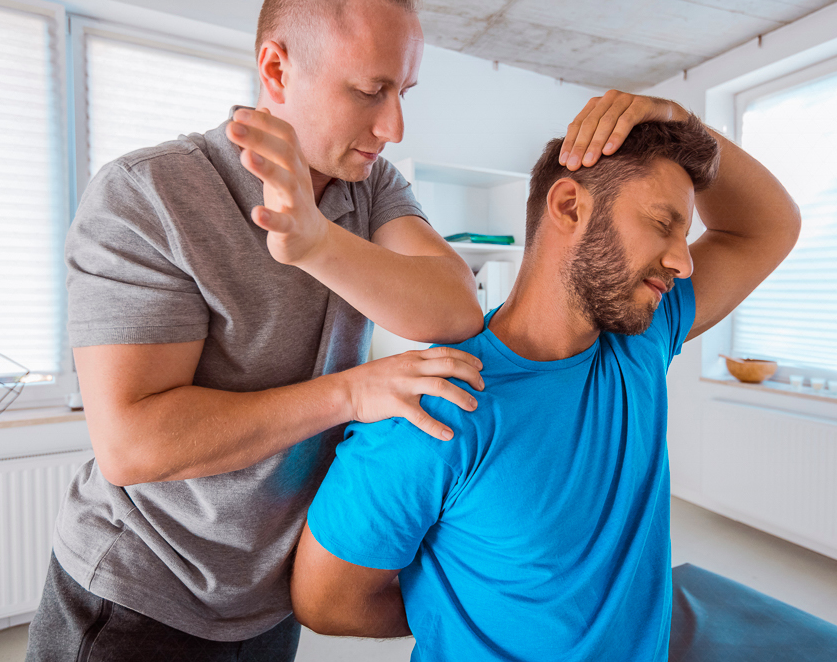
left=303, top=214, right=482, bottom=343
left=76, top=341, right=483, bottom=486
left=291, top=523, right=410, bottom=638
left=557, top=90, right=801, bottom=341
left=227, top=108, right=484, bottom=343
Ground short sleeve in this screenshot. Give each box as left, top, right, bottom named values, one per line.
left=307, top=417, right=456, bottom=570
left=66, top=162, right=209, bottom=347
left=368, top=159, right=428, bottom=236
left=652, top=277, right=697, bottom=366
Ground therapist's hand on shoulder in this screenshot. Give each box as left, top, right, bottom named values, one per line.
left=559, top=90, right=690, bottom=170
left=339, top=346, right=485, bottom=442
left=226, top=107, right=329, bottom=266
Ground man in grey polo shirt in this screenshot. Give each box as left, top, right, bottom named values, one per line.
left=26, top=0, right=488, bottom=660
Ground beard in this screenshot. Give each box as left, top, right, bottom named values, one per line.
left=565, top=206, right=673, bottom=336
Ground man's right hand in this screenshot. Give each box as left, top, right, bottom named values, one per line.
left=341, top=347, right=485, bottom=441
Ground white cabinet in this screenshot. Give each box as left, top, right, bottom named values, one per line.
left=370, top=159, right=529, bottom=359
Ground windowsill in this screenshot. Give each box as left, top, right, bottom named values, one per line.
left=0, top=406, right=85, bottom=430
left=700, top=377, right=837, bottom=404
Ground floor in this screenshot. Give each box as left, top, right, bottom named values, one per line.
left=2, top=497, right=836, bottom=661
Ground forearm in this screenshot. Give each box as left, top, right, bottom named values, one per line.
left=96, top=373, right=351, bottom=486
left=697, top=128, right=800, bottom=247
left=299, top=223, right=483, bottom=343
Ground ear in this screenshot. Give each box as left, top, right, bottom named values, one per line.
left=544, top=178, right=587, bottom=236
left=258, top=40, right=290, bottom=105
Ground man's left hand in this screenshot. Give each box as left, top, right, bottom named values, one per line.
left=559, top=91, right=690, bottom=171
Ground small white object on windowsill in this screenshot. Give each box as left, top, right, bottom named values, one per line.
left=65, top=393, right=84, bottom=411
left=789, top=375, right=804, bottom=391
left=810, top=377, right=826, bottom=392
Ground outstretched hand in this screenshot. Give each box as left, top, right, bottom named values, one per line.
left=341, top=346, right=485, bottom=441
left=559, top=90, right=690, bottom=171
left=226, top=107, right=330, bottom=267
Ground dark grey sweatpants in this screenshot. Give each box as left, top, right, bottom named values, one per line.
left=26, top=553, right=300, bottom=662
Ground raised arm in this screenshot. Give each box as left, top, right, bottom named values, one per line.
left=557, top=90, right=800, bottom=340
left=291, top=523, right=410, bottom=638
left=227, top=108, right=484, bottom=344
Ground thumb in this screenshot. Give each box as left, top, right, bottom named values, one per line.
left=252, top=206, right=294, bottom=233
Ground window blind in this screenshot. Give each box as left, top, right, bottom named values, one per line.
left=85, top=34, right=258, bottom=180
left=0, top=5, right=66, bottom=376
left=733, top=71, right=837, bottom=372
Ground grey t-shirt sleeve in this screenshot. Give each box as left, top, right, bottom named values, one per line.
left=66, top=162, right=209, bottom=348
left=368, top=158, right=429, bottom=236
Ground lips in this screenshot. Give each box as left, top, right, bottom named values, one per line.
left=355, top=149, right=380, bottom=161
left=643, top=278, right=670, bottom=299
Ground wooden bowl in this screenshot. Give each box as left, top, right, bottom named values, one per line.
left=723, top=357, right=778, bottom=384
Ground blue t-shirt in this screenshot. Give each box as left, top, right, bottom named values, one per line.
left=307, top=278, right=696, bottom=661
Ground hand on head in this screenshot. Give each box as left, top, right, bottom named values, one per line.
left=560, top=91, right=690, bottom=170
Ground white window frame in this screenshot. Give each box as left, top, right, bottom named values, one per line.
left=3, top=5, right=259, bottom=412
left=1, top=0, right=76, bottom=409
left=68, top=15, right=259, bottom=202
left=730, top=55, right=837, bottom=384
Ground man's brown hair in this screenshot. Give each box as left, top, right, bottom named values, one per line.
left=255, top=0, right=422, bottom=68
left=525, top=115, right=720, bottom=246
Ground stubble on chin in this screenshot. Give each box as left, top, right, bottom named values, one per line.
left=566, top=209, right=657, bottom=337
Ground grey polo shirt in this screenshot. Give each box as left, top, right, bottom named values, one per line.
left=56, top=114, right=427, bottom=641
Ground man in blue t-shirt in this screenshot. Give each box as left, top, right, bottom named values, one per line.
left=289, top=94, right=801, bottom=661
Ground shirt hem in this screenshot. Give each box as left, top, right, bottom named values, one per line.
left=69, top=323, right=208, bottom=347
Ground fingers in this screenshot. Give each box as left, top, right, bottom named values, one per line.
left=561, top=90, right=635, bottom=171
left=402, top=405, right=454, bottom=441
left=233, top=107, right=302, bottom=153
left=417, top=346, right=484, bottom=372
left=416, top=356, right=484, bottom=392
left=560, top=96, right=600, bottom=168
left=560, top=92, right=689, bottom=171
left=227, top=120, right=301, bottom=175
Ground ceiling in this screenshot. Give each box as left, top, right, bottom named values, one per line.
left=117, top=0, right=836, bottom=91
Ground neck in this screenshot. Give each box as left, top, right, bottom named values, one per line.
left=488, top=253, right=600, bottom=362
left=310, top=169, right=333, bottom=206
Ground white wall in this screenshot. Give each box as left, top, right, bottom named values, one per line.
left=643, top=3, right=837, bottom=558
left=386, top=44, right=601, bottom=175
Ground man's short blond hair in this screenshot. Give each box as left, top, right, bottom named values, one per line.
left=255, top=0, right=421, bottom=70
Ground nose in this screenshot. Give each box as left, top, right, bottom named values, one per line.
left=661, top=234, right=694, bottom=279
left=373, top=94, right=404, bottom=145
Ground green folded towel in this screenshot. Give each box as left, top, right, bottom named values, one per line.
left=444, top=233, right=516, bottom=245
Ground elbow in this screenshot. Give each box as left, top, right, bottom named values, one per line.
left=88, top=417, right=160, bottom=487
left=445, top=303, right=485, bottom=344
left=290, top=579, right=343, bottom=635
left=787, top=201, right=802, bottom=249
left=94, top=441, right=144, bottom=487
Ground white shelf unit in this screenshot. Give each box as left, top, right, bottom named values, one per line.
left=371, top=159, right=529, bottom=359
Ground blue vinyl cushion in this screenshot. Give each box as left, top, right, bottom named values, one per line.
left=669, top=563, right=837, bottom=661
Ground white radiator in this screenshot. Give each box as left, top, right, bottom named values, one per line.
left=701, top=400, right=837, bottom=559
left=0, top=450, right=93, bottom=621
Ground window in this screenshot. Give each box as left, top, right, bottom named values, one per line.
left=733, top=60, right=837, bottom=379
left=72, top=19, right=259, bottom=192
left=0, top=0, right=69, bottom=406
left=0, top=6, right=258, bottom=410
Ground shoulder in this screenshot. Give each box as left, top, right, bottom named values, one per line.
left=345, top=335, right=494, bottom=475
